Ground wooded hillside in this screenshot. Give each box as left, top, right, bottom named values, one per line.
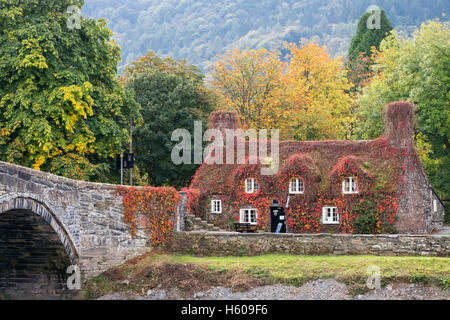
left=83, top=0, right=448, bottom=72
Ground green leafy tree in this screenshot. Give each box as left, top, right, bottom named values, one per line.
left=124, top=52, right=217, bottom=188
left=355, top=20, right=450, bottom=214
left=0, top=0, right=138, bottom=181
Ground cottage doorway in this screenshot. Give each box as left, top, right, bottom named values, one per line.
left=270, top=201, right=286, bottom=233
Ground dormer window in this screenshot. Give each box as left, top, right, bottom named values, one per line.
left=211, top=199, right=222, bottom=213
left=289, top=178, right=304, bottom=194
left=342, top=177, right=358, bottom=194
left=245, top=178, right=259, bottom=193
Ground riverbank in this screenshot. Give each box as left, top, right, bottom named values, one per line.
left=84, top=251, right=450, bottom=300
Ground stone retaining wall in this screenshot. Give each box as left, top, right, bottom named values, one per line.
left=164, top=231, right=450, bottom=257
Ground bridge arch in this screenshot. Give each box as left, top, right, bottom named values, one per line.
left=0, top=196, right=78, bottom=265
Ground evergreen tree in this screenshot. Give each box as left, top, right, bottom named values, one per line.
left=348, top=8, right=393, bottom=61
left=346, top=8, right=393, bottom=92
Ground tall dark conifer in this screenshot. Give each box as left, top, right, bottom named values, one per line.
left=348, top=9, right=393, bottom=61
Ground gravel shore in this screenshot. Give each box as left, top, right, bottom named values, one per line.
left=98, top=279, right=449, bottom=300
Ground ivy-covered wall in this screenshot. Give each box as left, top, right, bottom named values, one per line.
left=186, top=102, right=444, bottom=234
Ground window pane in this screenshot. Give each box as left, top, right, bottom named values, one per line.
left=213, top=200, right=221, bottom=212
left=344, top=178, right=350, bottom=192
left=250, top=209, right=257, bottom=223
left=246, top=179, right=253, bottom=193
left=350, top=178, right=355, bottom=192
left=290, top=178, right=304, bottom=193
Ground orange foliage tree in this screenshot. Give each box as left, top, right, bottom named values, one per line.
left=210, top=41, right=353, bottom=140
left=283, top=41, right=353, bottom=140
left=210, top=48, right=289, bottom=134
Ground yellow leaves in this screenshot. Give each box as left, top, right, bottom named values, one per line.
left=19, top=38, right=49, bottom=71
left=33, top=155, right=45, bottom=171
left=211, top=41, right=353, bottom=140
left=211, top=47, right=286, bottom=132
left=74, top=142, right=88, bottom=154
left=1, top=128, right=9, bottom=136
left=57, top=83, right=94, bottom=133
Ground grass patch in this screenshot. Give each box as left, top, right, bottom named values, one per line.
left=84, top=252, right=450, bottom=299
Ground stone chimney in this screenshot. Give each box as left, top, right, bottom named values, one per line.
left=384, top=101, right=416, bottom=148
left=208, top=111, right=239, bottom=135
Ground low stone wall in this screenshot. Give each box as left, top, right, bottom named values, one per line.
left=164, top=231, right=450, bottom=257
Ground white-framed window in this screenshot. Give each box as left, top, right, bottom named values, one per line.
left=240, top=208, right=257, bottom=225
left=289, top=178, right=304, bottom=194
left=322, top=207, right=339, bottom=224
left=433, top=199, right=437, bottom=212
left=211, top=199, right=222, bottom=213
left=245, top=178, right=259, bottom=193
left=342, top=177, right=358, bottom=194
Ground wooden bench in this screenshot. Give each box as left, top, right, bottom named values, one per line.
left=234, top=223, right=257, bottom=233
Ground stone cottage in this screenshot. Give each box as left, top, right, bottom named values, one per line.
left=186, top=101, right=445, bottom=234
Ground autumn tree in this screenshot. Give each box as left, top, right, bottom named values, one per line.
left=211, top=42, right=352, bottom=140
left=284, top=41, right=353, bottom=140
left=0, top=0, right=138, bottom=181
left=210, top=48, right=288, bottom=133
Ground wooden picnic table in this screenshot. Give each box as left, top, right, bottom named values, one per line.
left=233, top=222, right=257, bottom=233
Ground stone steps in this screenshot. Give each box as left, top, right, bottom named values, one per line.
left=186, top=215, right=224, bottom=232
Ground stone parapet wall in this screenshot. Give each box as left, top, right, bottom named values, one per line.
left=0, top=161, right=150, bottom=279
left=164, top=231, right=450, bottom=257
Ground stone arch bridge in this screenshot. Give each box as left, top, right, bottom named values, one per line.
left=0, top=161, right=155, bottom=296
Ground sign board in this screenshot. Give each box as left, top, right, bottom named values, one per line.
left=116, top=153, right=134, bottom=169
left=275, top=223, right=282, bottom=233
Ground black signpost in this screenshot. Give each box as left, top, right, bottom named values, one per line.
left=270, top=200, right=286, bottom=233
left=116, top=153, right=134, bottom=185
left=116, top=153, right=134, bottom=169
